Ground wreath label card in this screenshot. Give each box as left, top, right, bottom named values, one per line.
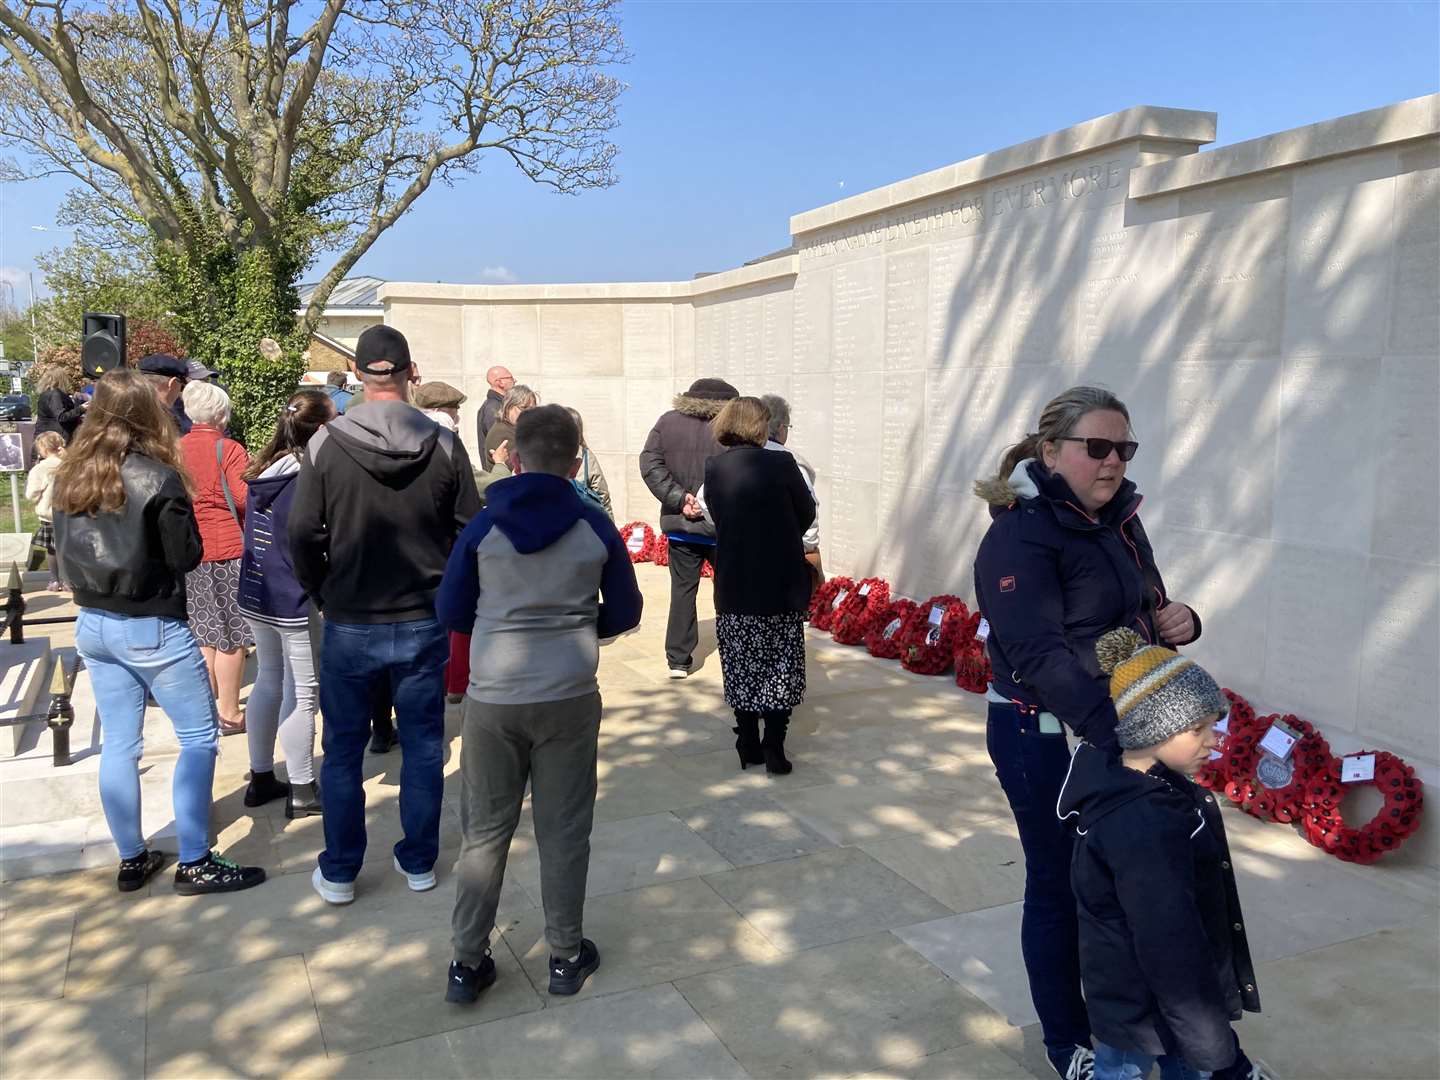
left=625, top=530, right=645, bottom=554
left=858, top=583, right=871, bottom=596
left=927, top=605, right=945, bottom=626
left=975, top=617, right=990, bottom=642
left=1341, top=753, right=1377, bottom=783
left=1259, top=718, right=1300, bottom=760
left=925, top=626, right=941, bottom=646
left=1210, top=715, right=1229, bottom=761
left=832, top=590, right=849, bottom=610
left=882, top=618, right=902, bottom=640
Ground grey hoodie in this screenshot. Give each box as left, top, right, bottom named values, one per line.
left=289, top=400, right=481, bottom=623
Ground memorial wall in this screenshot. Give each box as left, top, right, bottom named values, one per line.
left=383, top=94, right=1440, bottom=778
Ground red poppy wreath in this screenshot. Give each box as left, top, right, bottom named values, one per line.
left=831, top=578, right=891, bottom=646
left=865, top=598, right=918, bottom=660
left=808, top=576, right=855, bottom=631
left=1300, top=751, right=1425, bottom=864
left=899, top=595, right=969, bottom=676
left=618, top=522, right=656, bottom=564
left=953, top=612, right=992, bottom=695
left=1225, top=713, right=1332, bottom=825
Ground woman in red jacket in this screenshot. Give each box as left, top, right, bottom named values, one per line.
left=179, top=379, right=253, bottom=734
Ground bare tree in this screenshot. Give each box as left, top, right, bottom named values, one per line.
left=0, top=0, right=625, bottom=331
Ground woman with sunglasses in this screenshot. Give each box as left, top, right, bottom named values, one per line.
left=972, top=385, right=1216, bottom=1080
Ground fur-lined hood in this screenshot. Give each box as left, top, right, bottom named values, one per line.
left=974, top=458, right=1041, bottom=506
left=671, top=393, right=728, bottom=420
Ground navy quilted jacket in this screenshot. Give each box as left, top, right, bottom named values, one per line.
left=973, top=460, right=1200, bottom=752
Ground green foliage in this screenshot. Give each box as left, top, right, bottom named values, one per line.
left=33, top=233, right=171, bottom=352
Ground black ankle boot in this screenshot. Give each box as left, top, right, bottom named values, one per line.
left=761, top=711, right=793, bottom=775
left=244, top=770, right=290, bottom=808
left=286, top=780, right=322, bottom=819
left=732, top=710, right=764, bottom=769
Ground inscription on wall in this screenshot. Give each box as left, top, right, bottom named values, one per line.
left=799, top=158, right=1126, bottom=262
left=833, top=258, right=884, bottom=370
left=885, top=249, right=930, bottom=370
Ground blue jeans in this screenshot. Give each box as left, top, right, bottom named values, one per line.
left=1095, top=1042, right=1212, bottom=1080
left=986, top=702, right=1091, bottom=1062
left=318, top=617, right=449, bottom=882
left=76, top=610, right=219, bottom=864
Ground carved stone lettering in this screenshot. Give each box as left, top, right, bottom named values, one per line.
left=885, top=249, right=929, bottom=370
left=833, top=258, right=884, bottom=371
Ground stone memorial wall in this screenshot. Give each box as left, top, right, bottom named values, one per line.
left=382, top=94, right=1439, bottom=775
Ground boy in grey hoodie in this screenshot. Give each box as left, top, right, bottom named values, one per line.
left=437, top=405, right=642, bottom=1004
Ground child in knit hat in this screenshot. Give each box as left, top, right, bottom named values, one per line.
left=1056, top=628, right=1265, bottom=1080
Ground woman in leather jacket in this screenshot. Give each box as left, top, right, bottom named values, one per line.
left=54, top=368, right=266, bottom=897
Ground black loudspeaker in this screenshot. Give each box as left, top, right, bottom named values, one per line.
left=81, top=312, right=126, bottom=379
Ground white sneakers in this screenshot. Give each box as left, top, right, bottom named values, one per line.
left=393, top=854, right=437, bottom=892
left=311, top=857, right=437, bottom=904
left=311, top=867, right=355, bottom=905
left=668, top=667, right=689, bottom=680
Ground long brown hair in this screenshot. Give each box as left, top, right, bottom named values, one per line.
left=244, top=390, right=335, bottom=481
left=55, top=368, right=189, bottom=516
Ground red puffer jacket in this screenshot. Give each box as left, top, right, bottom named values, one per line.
left=180, top=424, right=249, bottom=562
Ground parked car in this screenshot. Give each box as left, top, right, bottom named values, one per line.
left=0, top=395, right=32, bottom=421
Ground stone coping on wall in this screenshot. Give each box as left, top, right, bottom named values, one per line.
left=1130, top=92, right=1440, bottom=199
left=787, top=104, right=1217, bottom=238
left=379, top=253, right=799, bottom=305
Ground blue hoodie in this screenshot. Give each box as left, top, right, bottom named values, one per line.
left=437, top=472, right=643, bottom=705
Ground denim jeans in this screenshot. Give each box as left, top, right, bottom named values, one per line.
left=1094, top=1042, right=1212, bottom=1080
left=75, top=610, right=219, bottom=864
left=318, top=617, right=449, bottom=882
left=985, top=701, right=1091, bottom=1061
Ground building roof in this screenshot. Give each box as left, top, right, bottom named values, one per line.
left=296, top=275, right=386, bottom=311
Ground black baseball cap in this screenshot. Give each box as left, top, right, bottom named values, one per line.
left=138, top=353, right=188, bottom=379
left=186, top=360, right=220, bottom=382
left=354, top=325, right=412, bottom=375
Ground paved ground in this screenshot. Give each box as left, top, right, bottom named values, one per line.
left=1, top=565, right=1437, bottom=1079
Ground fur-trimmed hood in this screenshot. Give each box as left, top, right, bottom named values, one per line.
left=975, top=457, right=1041, bottom=507
left=671, top=393, right=728, bottom=420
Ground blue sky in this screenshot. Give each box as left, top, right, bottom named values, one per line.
left=2, top=0, right=1437, bottom=299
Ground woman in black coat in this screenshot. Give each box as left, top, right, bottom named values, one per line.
left=703, top=396, right=816, bottom=774
left=34, top=365, right=87, bottom=446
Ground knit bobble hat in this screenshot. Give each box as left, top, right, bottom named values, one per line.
left=1096, top=628, right=1228, bottom=751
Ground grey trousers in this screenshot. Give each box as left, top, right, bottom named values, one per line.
left=451, top=691, right=601, bottom=965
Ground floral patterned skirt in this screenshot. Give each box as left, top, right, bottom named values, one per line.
left=716, top=611, right=807, bottom=712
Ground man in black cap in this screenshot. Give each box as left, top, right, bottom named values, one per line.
left=639, top=377, right=738, bottom=678
left=290, top=324, right=481, bottom=905
left=138, top=353, right=188, bottom=405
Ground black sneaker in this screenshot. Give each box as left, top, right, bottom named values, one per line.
left=173, top=851, right=267, bottom=896
left=117, top=850, right=167, bottom=893
left=368, top=726, right=397, bottom=754
left=243, top=770, right=290, bottom=808
left=548, top=938, right=600, bottom=996
left=1049, top=1046, right=1095, bottom=1080
left=445, top=954, right=497, bottom=1004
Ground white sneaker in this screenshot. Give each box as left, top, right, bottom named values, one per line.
left=311, top=866, right=355, bottom=905
left=668, top=667, right=689, bottom=680
left=393, top=854, right=437, bottom=892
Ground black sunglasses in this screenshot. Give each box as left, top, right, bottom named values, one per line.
left=1056, top=436, right=1139, bottom=462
